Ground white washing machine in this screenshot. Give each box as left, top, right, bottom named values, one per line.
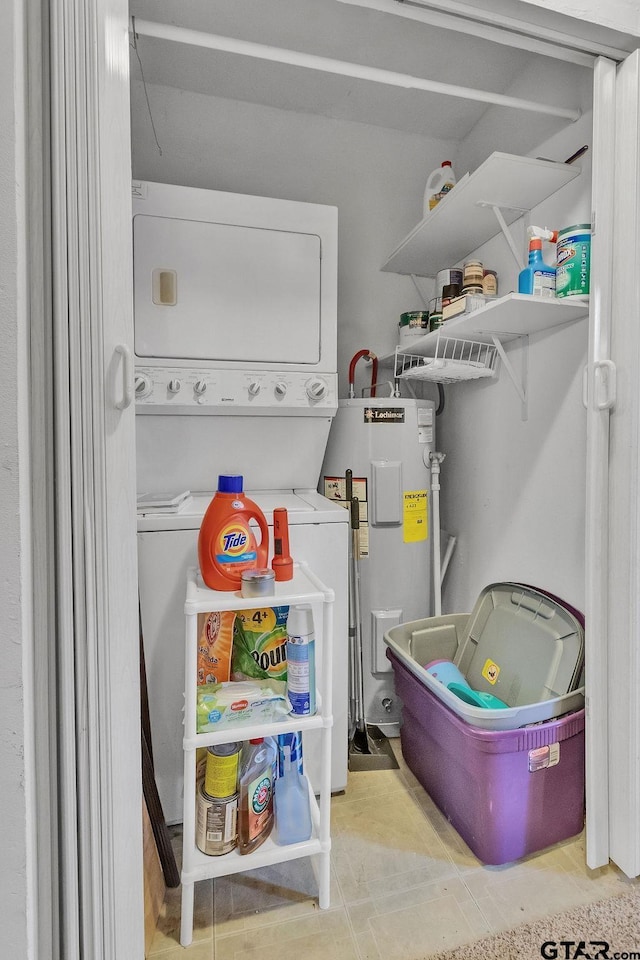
left=138, top=489, right=348, bottom=825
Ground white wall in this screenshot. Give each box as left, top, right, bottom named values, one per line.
left=130, top=81, right=454, bottom=396
left=131, top=71, right=592, bottom=617
left=441, top=114, right=593, bottom=615
left=0, top=1, right=34, bottom=956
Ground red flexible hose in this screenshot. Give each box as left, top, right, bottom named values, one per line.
left=348, top=350, right=378, bottom=398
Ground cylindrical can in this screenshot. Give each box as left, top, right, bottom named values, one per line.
left=196, top=785, right=238, bottom=856
left=398, top=311, right=429, bottom=347
left=461, top=285, right=484, bottom=297
left=482, top=270, right=498, bottom=297
left=286, top=604, right=316, bottom=716
left=435, top=268, right=463, bottom=298
left=556, top=224, right=591, bottom=299
left=463, top=260, right=484, bottom=288
left=204, top=742, right=241, bottom=798
left=240, top=568, right=275, bottom=599
left=441, top=283, right=461, bottom=309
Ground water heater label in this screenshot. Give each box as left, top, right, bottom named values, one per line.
left=403, top=490, right=428, bottom=543
left=364, top=407, right=405, bottom=423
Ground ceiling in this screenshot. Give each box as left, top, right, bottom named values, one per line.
left=129, top=0, right=591, bottom=143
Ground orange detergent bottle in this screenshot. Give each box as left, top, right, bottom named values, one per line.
left=198, top=475, right=269, bottom=591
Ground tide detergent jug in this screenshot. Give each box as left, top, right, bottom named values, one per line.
left=198, top=475, right=269, bottom=591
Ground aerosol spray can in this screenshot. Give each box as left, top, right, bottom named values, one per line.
left=286, top=604, right=316, bottom=716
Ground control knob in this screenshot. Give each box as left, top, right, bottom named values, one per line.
left=248, top=381, right=261, bottom=397
left=134, top=374, right=152, bottom=399
left=305, top=377, right=328, bottom=402
left=274, top=381, right=287, bottom=399
left=193, top=379, right=207, bottom=396
left=167, top=378, right=181, bottom=394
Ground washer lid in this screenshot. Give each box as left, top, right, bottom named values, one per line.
left=136, top=488, right=348, bottom=532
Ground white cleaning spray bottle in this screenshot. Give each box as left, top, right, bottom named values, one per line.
left=286, top=604, right=316, bottom=716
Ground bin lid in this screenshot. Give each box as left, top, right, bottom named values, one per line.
left=453, top=583, right=584, bottom=707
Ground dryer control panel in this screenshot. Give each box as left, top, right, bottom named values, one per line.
left=134, top=367, right=338, bottom=415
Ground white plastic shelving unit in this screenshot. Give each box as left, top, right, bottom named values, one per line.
left=180, top=562, right=335, bottom=947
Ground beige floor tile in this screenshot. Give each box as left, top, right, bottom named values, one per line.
left=148, top=879, right=214, bottom=954
left=212, top=857, right=341, bottom=936
left=330, top=765, right=409, bottom=805
left=216, top=924, right=359, bottom=960
left=146, top=939, right=214, bottom=959
left=344, top=875, right=476, bottom=935
left=466, top=868, right=591, bottom=932
left=367, top=892, right=489, bottom=959
left=331, top=790, right=453, bottom=903
left=215, top=907, right=352, bottom=959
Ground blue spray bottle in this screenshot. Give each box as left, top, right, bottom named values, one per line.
left=274, top=744, right=312, bottom=845
left=518, top=237, right=556, bottom=297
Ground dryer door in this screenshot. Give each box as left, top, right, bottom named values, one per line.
left=134, top=214, right=321, bottom=364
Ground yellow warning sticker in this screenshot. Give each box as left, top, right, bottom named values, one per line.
left=482, top=659, right=500, bottom=685
left=403, top=490, right=428, bottom=543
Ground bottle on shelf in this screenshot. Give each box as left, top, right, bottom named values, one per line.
left=237, top=737, right=276, bottom=855
left=286, top=604, right=317, bottom=717
left=274, top=745, right=312, bottom=845
left=518, top=238, right=556, bottom=298
left=197, top=474, right=269, bottom=591
left=423, top=160, right=456, bottom=217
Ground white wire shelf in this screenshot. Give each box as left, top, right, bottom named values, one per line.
left=394, top=337, right=499, bottom=383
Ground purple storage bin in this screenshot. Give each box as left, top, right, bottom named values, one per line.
left=388, top=648, right=585, bottom=865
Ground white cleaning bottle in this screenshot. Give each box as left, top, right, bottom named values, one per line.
left=286, top=604, right=316, bottom=716
left=423, top=160, right=456, bottom=217
left=274, top=745, right=312, bottom=845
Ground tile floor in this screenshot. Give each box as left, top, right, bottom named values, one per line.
left=148, top=740, right=638, bottom=959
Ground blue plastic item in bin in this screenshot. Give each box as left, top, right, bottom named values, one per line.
left=447, top=682, right=508, bottom=710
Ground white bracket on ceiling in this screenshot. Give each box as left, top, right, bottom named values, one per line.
left=476, top=201, right=528, bottom=271
left=491, top=334, right=529, bottom=421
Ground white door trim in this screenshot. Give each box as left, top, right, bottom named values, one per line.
left=584, top=56, right=617, bottom=870
left=49, top=0, right=143, bottom=954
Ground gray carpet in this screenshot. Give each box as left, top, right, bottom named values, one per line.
left=425, top=886, right=640, bottom=960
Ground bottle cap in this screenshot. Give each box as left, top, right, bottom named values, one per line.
left=530, top=238, right=543, bottom=251
left=218, top=474, right=243, bottom=493
left=287, top=603, right=314, bottom=638
left=249, top=738, right=264, bottom=744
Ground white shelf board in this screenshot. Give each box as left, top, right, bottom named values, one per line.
left=185, top=706, right=328, bottom=749
left=381, top=153, right=582, bottom=277
left=182, top=830, right=327, bottom=883
left=185, top=561, right=334, bottom=612
left=379, top=294, right=589, bottom=362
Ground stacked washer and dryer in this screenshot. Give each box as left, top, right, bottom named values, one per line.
left=133, top=180, right=437, bottom=821
left=133, top=181, right=348, bottom=823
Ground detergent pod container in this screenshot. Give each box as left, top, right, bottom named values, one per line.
left=198, top=475, right=269, bottom=591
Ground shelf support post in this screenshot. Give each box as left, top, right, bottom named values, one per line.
left=491, top=334, right=528, bottom=421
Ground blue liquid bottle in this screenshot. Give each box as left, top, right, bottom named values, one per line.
left=274, top=745, right=312, bottom=845
left=518, top=238, right=556, bottom=297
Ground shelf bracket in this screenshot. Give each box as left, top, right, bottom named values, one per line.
left=491, top=334, right=528, bottom=421
left=476, top=201, right=527, bottom=271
